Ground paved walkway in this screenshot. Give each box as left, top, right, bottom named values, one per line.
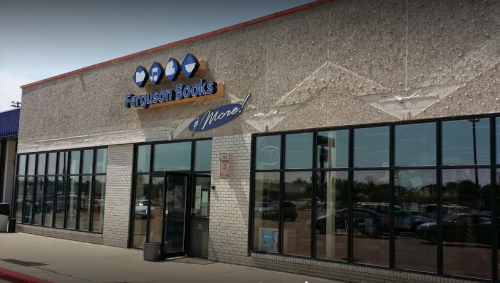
left=0, top=233, right=343, bottom=283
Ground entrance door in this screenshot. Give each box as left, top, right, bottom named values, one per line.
left=162, top=173, right=189, bottom=258
left=188, top=174, right=211, bottom=258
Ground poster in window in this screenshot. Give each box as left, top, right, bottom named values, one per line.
left=259, top=228, right=278, bottom=252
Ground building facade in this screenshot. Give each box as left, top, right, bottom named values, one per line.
left=14, top=0, right=500, bottom=282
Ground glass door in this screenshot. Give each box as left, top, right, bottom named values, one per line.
left=162, top=173, right=189, bottom=258
left=188, top=174, right=211, bottom=258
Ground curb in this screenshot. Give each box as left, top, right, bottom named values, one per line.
left=0, top=267, right=53, bottom=283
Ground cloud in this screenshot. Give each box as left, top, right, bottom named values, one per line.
left=0, top=72, right=34, bottom=112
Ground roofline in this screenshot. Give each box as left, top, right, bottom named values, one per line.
left=20, top=0, right=334, bottom=90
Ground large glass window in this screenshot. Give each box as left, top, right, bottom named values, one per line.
left=154, top=142, right=191, bottom=171
left=317, top=130, right=349, bottom=168
left=255, top=135, right=281, bottom=170
left=354, top=127, right=389, bottom=167
left=442, top=119, right=490, bottom=166
left=285, top=133, right=312, bottom=169
left=132, top=175, right=150, bottom=248
left=252, top=172, right=280, bottom=252
left=195, top=140, right=212, bottom=171
left=15, top=148, right=107, bottom=233
left=250, top=116, right=499, bottom=281
left=315, top=171, right=348, bottom=261
left=395, top=123, right=436, bottom=166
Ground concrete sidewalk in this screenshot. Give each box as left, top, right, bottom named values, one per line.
left=0, top=233, right=343, bottom=283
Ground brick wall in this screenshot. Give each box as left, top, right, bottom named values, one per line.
left=209, top=134, right=252, bottom=266
left=16, top=225, right=103, bottom=245
left=102, top=144, right=133, bottom=248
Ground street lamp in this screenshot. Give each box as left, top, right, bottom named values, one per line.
left=10, top=101, right=21, bottom=108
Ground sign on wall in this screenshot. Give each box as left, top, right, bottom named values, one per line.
left=220, top=153, right=230, bottom=179
left=188, top=93, right=251, bottom=136
left=125, top=54, right=224, bottom=109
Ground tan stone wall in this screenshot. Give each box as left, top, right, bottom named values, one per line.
left=18, top=0, right=500, bottom=152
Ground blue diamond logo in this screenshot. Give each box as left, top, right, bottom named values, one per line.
left=133, top=66, right=148, bottom=88
left=181, top=54, right=200, bottom=78
left=164, top=58, right=181, bottom=81
left=148, top=62, right=164, bottom=85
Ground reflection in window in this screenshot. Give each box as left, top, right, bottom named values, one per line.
left=253, top=172, right=280, bottom=253
left=150, top=177, right=164, bottom=243
left=18, top=155, right=26, bottom=175
left=394, top=169, right=436, bottom=273
left=66, top=176, right=79, bottom=229
left=283, top=172, right=312, bottom=256
left=315, top=171, right=348, bottom=261
left=354, top=127, right=389, bottom=167
left=352, top=171, right=390, bottom=267
left=44, top=177, right=55, bottom=227
left=58, top=152, right=68, bottom=174
left=70, top=151, right=81, bottom=175
left=37, top=153, right=46, bottom=175
left=24, top=177, right=34, bottom=223
left=47, top=152, right=57, bottom=175
left=93, top=176, right=106, bottom=232
left=317, top=130, right=348, bottom=168
left=55, top=177, right=66, bottom=228
left=154, top=142, right=191, bottom=171
left=255, top=135, right=281, bottom=170
left=442, top=119, right=490, bottom=166
left=133, top=175, right=149, bottom=248
left=136, top=145, right=151, bottom=173
left=285, top=133, right=312, bottom=169
left=82, top=150, right=93, bottom=174
left=195, top=140, right=212, bottom=171
left=33, top=177, right=44, bottom=225
left=27, top=154, right=36, bottom=175
left=395, top=123, right=436, bottom=166
left=79, top=176, right=91, bottom=231
left=441, top=168, right=491, bottom=279
left=95, top=149, right=107, bottom=174
left=15, top=177, right=24, bottom=222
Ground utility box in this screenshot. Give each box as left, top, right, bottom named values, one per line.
left=143, top=242, right=161, bottom=261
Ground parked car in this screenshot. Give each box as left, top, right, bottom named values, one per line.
left=394, top=210, right=433, bottom=233
left=315, top=208, right=389, bottom=237
left=254, top=202, right=271, bottom=219
left=135, top=200, right=155, bottom=217
left=415, top=214, right=496, bottom=245
left=267, top=201, right=298, bottom=221
left=423, top=204, right=471, bottom=219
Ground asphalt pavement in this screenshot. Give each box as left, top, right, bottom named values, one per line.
left=0, top=233, right=344, bottom=283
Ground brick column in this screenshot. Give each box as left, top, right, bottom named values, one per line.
left=103, top=144, right=133, bottom=248
left=209, top=134, right=252, bottom=265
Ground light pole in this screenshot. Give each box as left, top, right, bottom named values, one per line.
left=469, top=118, right=480, bottom=208
left=10, top=101, right=21, bottom=108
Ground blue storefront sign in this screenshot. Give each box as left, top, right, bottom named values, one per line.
left=189, top=93, right=251, bottom=136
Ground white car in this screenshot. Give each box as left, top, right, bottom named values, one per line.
left=135, top=200, right=155, bottom=216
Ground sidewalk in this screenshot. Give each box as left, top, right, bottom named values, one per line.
left=0, top=233, right=343, bottom=283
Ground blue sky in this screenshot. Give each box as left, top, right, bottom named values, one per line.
left=0, top=0, right=315, bottom=112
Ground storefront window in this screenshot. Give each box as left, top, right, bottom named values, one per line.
left=442, top=119, right=490, bottom=166
left=33, top=177, right=44, bottom=225
left=252, top=172, right=280, bottom=252
left=24, top=177, right=34, bottom=223
left=136, top=145, right=151, bottom=173
left=44, top=177, right=55, bottom=227
left=195, top=140, right=212, bottom=171
left=354, top=127, right=389, bottom=168
left=79, top=176, right=91, bottom=231
left=317, top=130, right=349, bottom=168
left=285, top=133, right=312, bottom=169
left=70, top=151, right=81, bottom=175
left=58, top=151, right=68, bottom=174
left=66, top=176, right=79, bottom=229
left=15, top=177, right=24, bottom=222
left=154, top=142, right=191, bottom=171
left=47, top=152, right=57, bottom=175
left=95, top=149, right=107, bottom=174
left=441, top=168, right=492, bottom=279
left=394, top=169, right=437, bottom=273
left=37, top=153, right=46, bottom=175
left=132, top=175, right=149, bottom=248
left=18, top=155, right=26, bottom=175
left=255, top=135, right=281, bottom=170
left=54, top=176, right=66, bottom=228
left=395, top=123, right=436, bottom=166
left=82, top=150, right=93, bottom=174
left=93, top=175, right=106, bottom=232
left=352, top=170, right=390, bottom=267
left=315, top=171, right=348, bottom=260
left=27, top=154, right=36, bottom=175
left=283, top=172, right=312, bottom=256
